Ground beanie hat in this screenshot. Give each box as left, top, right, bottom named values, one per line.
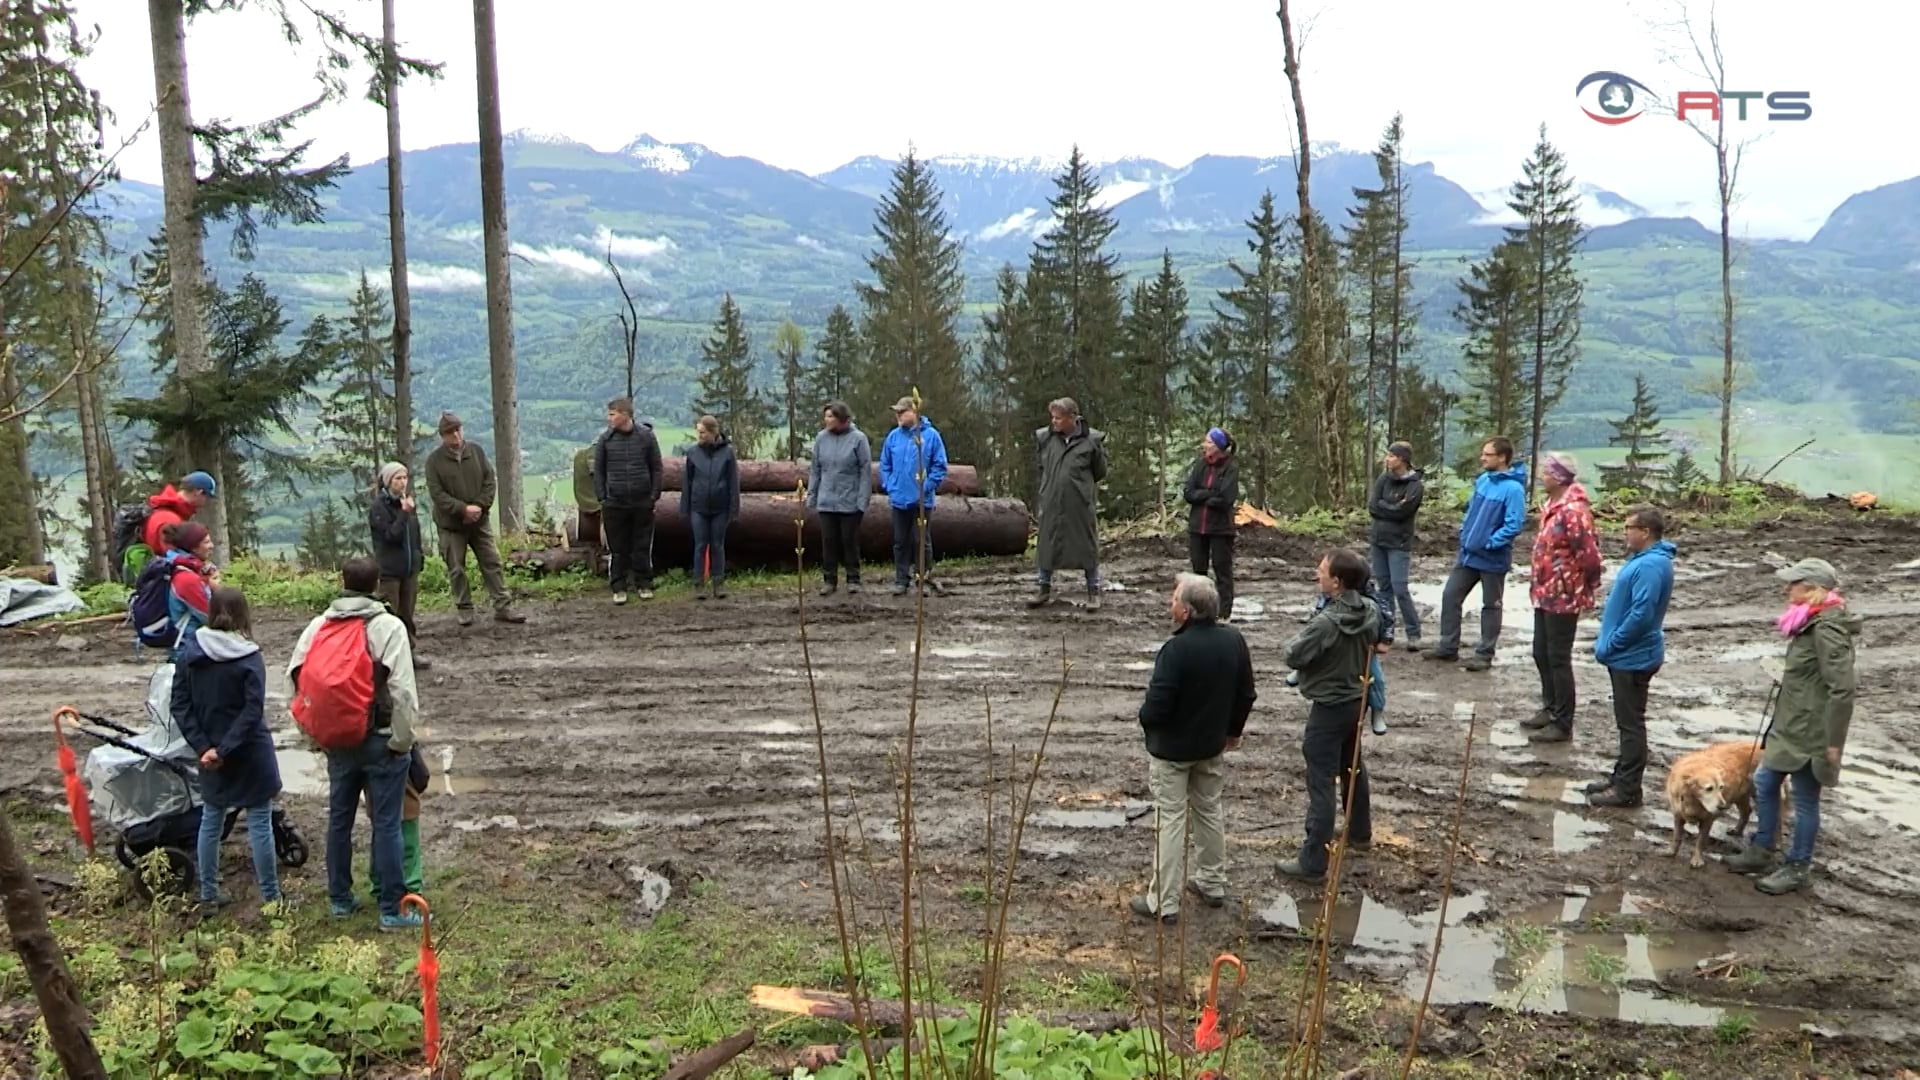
left=1207, top=428, right=1231, bottom=451
left=378, top=462, right=407, bottom=490
left=1387, top=441, right=1414, bottom=467
left=438, top=411, right=463, bottom=434
left=172, top=522, right=210, bottom=553
left=1544, top=451, right=1579, bottom=484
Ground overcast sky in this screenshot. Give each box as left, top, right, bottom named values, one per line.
left=74, top=0, right=1915, bottom=240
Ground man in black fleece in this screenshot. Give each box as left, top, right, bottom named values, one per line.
left=1130, top=573, right=1257, bottom=924
left=593, top=397, right=663, bottom=603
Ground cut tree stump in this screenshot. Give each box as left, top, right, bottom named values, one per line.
left=658, top=458, right=980, bottom=497
left=659, top=1027, right=755, bottom=1080
left=749, top=985, right=1135, bottom=1036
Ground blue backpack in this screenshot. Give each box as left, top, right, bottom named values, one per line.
left=129, top=554, right=184, bottom=649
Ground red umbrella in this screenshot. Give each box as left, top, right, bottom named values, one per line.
left=1193, top=952, right=1245, bottom=1054
left=401, top=894, right=441, bottom=1068
left=51, top=707, right=93, bottom=854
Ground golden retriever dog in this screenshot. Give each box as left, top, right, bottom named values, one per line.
left=1666, top=740, right=1760, bottom=867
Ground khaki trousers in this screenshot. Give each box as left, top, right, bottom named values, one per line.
left=440, top=522, right=511, bottom=612
left=1146, top=753, right=1228, bottom=916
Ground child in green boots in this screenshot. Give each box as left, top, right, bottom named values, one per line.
left=368, top=745, right=429, bottom=900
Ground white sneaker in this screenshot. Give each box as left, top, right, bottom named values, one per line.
left=613, top=592, right=629, bottom=605
left=637, top=589, right=654, bottom=601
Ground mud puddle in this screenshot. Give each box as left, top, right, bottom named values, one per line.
left=1666, top=703, right=1920, bottom=834
left=1258, top=887, right=1819, bottom=1032
left=1029, top=802, right=1152, bottom=830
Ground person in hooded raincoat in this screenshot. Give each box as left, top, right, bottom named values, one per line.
left=1027, top=398, right=1109, bottom=611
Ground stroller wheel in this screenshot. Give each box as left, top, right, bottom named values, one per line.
left=278, top=830, right=309, bottom=868
left=129, top=847, right=194, bottom=901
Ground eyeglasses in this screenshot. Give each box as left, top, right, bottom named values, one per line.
left=1624, top=523, right=1648, bottom=532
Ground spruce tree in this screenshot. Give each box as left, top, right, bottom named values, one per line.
left=296, top=498, right=357, bottom=571
left=692, top=294, right=775, bottom=459
left=1504, top=125, right=1587, bottom=499
left=314, top=271, right=397, bottom=495
left=1455, top=242, right=1529, bottom=473
left=855, top=151, right=974, bottom=460
left=1184, top=322, right=1242, bottom=443
left=1212, top=192, right=1290, bottom=506
left=977, top=265, right=1030, bottom=500
left=1390, top=363, right=1449, bottom=478
left=773, top=319, right=806, bottom=460
left=1599, top=374, right=1670, bottom=493
left=1117, top=253, right=1191, bottom=516
left=1024, top=147, right=1125, bottom=438
left=1667, top=446, right=1706, bottom=493
left=806, top=304, right=861, bottom=414
left=1344, top=114, right=1419, bottom=466
left=1279, top=209, right=1359, bottom=509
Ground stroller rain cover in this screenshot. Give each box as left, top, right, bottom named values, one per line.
left=80, top=664, right=202, bottom=830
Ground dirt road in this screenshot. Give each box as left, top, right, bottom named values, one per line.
left=6, top=514, right=1918, bottom=1075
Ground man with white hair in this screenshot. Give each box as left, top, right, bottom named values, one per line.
left=1129, top=573, right=1257, bottom=924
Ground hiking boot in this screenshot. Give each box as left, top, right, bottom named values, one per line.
left=494, top=609, right=526, bottom=624
left=1756, top=862, right=1812, bottom=896
left=379, top=911, right=425, bottom=933
left=1084, top=590, right=1102, bottom=612
left=1185, top=880, right=1226, bottom=909
left=1724, top=843, right=1778, bottom=875
left=891, top=584, right=910, bottom=597
left=1129, top=895, right=1176, bottom=924
left=457, top=609, right=474, bottom=627
left=1370, top=711, right=1388, bottom=736
left=1587, top=786, right=1641, bottom=808
left=1024, top=587, right=1053, bottom=609
left=713, top=585, right=728, bottom=600
left=846, top=582, right=862, bottom=595
left=1521, top=708, right=1554, bottom=730
left=695, top=586, right=709, bottom=601
left=613, top=592, right=629, bottom=606
left=819, top=583, right=837, bottom=597
left=1584, top=777, right=1614, bottom=794
left=1528, top=725, right=1571, bottom=744
left=1404, top=636, right=1424, bottom=653
left=636, top=589, right=654, bottom=601
left=1277, top=858, right=1326, bottom=884
left=1424, top=651, right=1457, bottom=663
left=1461, top=655, right=1492, bottom=672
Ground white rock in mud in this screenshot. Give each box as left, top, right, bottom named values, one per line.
left=625, top=865, right=673, bottom=919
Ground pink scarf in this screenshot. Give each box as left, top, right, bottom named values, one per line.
left=1776, top=593, right=1845, bottom=638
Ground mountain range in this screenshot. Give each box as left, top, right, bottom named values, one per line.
left=87, top=128, right=1920, bottom=511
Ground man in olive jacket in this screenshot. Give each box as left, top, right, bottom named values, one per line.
left=1726, top=557, right=1860, bottom=895
left=1028, top=397, right=1109, bottom=611
left=1280, top=548, right=1382, bottom=883
left=423, top=412, right=524, bottom=625
left=1130, top=573, right=1256, bottom=924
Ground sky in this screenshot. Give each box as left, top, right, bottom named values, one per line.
left=73, top=0, right=1918, bottom=240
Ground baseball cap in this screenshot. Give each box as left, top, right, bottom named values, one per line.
left=1774, top=557, right=1839, bottom=590
left=891, top=397, right=916, bottom=413
left=181, top=470, right=218, bottom=498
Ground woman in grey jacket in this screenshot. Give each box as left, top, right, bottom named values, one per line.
left=808, top=401, right=872, bottom=595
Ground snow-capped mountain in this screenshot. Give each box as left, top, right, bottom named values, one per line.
left=1468, top=182, right=1650, bottom=228
left=619, top=133, right=708, bottom=174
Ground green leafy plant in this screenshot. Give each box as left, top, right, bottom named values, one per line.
left=797, top=1014, right=1173, bottom=1080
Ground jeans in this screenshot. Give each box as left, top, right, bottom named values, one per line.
left=196, top=801, right=280, bottom=903
left=1146, top=754, right=1228, bottom=916
left=326, top=734, right=409, bottom=916
left=1037, top=566, right=1100, bottom=591
left=440, top=522, right=512, bottom=611
left=1369, top=545, right=1419, bottom=639
left=1367, top=655, right=1387, bottom=717
left=891, top=506, right=934, bottom=587
left=377, top=575, right=419, bottom=644
left=602, top=504, right=656, bottom=592
left=690, top=512, right=729, bottom=587
left=1751, top=763, right=1822, bottom=865
left=367, top=818, right=425, bottom=899
left=1532, top=610, right=1580, bottom=731
left=1606, top=665, right=1657, bottom=795
left=818, top=511, right=863, bottom=585
left=1300, top=700, right=1371, bottom=873
left=1188, top=533, right=1236, bottom=619
left=1436, top=566, right=1505, bottom=658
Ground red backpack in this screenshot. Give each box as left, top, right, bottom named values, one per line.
left=290, top=617, right=376, bottom=750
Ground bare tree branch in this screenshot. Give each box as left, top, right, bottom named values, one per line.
left=0, top=101, right=160, bottom=295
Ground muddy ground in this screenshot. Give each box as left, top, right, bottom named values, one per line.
left=5, top=512, right=1920, bottom=1077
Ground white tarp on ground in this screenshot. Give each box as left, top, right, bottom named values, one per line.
left=80, top=665, right=200, bottom=830
left=0, top=576, right=86, bottom=627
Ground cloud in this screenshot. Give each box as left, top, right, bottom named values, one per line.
left=975, top=208, right=1042, bottom=243
left=445, top=225, right=482, bottom=244
left=794, top=234, right=831, bottom=253
left=583, top=226, right=677, bottom=261
left=509, top=243, right=608, bottom=278
left=409, top=264, right=486, bottom=292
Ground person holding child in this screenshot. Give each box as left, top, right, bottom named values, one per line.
left=173, top=586, right=283, bottom=909
left=1288, top=557, right=1395, bottom=736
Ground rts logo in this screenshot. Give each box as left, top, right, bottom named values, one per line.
left=1575, top=70, right=1813, bottom=125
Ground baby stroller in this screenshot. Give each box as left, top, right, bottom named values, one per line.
left=76, top=666, right=307, bottom=899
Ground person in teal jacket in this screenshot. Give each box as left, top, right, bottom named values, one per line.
left=1587, top=506, right=1677, bottom=808
left=1427, top=437, right=1528, bottom=671
left=878, top=397, right=948, bottom=596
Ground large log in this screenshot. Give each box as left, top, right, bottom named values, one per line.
left=570, top=494, right=1029, bottom=572
left=658, top=457, right=980, bottom=497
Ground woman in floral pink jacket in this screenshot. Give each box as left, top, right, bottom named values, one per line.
left=1524, top=452, right=1603, bottom=743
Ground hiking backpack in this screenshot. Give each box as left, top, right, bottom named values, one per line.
left=111, top=505, right=154, bottom=586
left=290, top=618, right=377, bottom=751
left=128, top=554, right=183, bottom=649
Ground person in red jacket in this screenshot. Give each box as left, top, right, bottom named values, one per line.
left=1523, top=452, right=1603, bottom=744
left=144, top=471, right=218, bottom=555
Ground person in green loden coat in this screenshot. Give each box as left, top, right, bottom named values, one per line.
left=1026, top=397, right=1109, bottom=612
left=1724, top=557, right=1860, bottom=895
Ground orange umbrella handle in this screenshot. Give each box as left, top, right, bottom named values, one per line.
left=400, top=893, right=432, bottom=949
left=1205, top=953, right=1246, bottom=1006
left=51, top=706, right=79, bottom=749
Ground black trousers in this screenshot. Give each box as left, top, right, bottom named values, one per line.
left=1188, top=532, right=1236, bottom=619
left=1532, top=610, right=1580, bottom=731
left=891, top=506, right=933, bottom=586
left=602, top=504, right=656, bottom=592
left=818, top=511, right=863, bottom=584
left=1607, top=665, right=1658, bottom=795
left=1300, top=700, right=1371, bottom=873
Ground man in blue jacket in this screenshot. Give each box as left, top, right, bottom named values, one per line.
left=1588, top=506, right=1676, bottom=808
left=878, top=397, right=949, bottom=597
left=1427, top=437, right=1528, bottom=671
